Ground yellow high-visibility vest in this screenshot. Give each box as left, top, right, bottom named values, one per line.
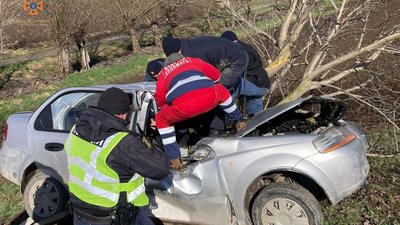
left=65, top=128, right=149, bottom=208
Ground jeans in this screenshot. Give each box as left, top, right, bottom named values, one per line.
left=237, top=78, right=268, bottom=115
left=73, top=207, right=154, bottom=225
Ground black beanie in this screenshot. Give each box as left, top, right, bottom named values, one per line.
left=146, top=59, right=164, bottom=80
left=97, top=87, right=130, bottom=115
left=162, top=36, right=181, bottom=56
left=221, top=31, right=238, bottom=42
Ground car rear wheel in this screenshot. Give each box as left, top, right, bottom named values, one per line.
left=251, top=182, right=323, bottom=225
left=23, top=171, right=68, bottom=221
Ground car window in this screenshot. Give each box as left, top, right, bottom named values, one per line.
left=34, top=92, right=102, bottom=132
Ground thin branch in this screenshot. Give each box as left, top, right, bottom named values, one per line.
left=357, top=12, right=370, bottom=50
left=219, top=0, right=277, bottom=45
left=279, top=0, right=298, bottom=48
left=351, top=94, right=400, bottom=131
left=367, top=154, right=396, bottom=158
left=307, top=32, right=400, bottom=80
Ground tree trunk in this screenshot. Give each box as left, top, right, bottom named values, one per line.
left=230, top=14, right=236, bottom=28
left=151, top=24, right=161, bottom=48
left=129, top=29, right=140, bottom=54
left=58, top=46, right=71, bottom=77
left=77, top=39, right=90, bottom=71
left=279, top=80, right=317, bottom=104
left=266, top=46, right=292, bottom=78
left=204, top=13, right=214, bottom=33
left=0, top=29, right=4, bottom=52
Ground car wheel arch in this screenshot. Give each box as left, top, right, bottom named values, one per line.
left=244, top=170, right=329, bottom=216
left=21, top=163, right=38, bottom=192
left=21, top=163, right=68, bottom=192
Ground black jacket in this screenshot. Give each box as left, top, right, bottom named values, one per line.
left=180, top=36, right=248, bottom=89
left=70, top=107, right=170, bottom=216
left=180, top=36, right=246, bottom=71
left=238, top=40, right=270, bottom=88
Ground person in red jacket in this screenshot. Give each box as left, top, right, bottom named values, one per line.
left=153, top=53, right=246, bottom=169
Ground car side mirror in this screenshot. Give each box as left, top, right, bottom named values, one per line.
left=45, top=142, right=64, bottom=152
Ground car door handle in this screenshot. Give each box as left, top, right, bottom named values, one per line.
left=45, top=143, right=64, bottom=152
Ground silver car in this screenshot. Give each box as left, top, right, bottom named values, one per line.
left=0, top=82, right=369, bottom=225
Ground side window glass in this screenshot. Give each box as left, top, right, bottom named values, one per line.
left=35, top=92, right=102, bottom=132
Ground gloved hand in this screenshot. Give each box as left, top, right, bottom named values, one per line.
left=171, top=158, right=183, bottom=170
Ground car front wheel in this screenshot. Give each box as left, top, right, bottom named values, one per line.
left=23, top=171, right=68, bottom=221
left=251, top=182, right=323, bottom=225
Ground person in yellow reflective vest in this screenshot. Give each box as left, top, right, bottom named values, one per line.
left=65, top=87, right=171, bottom=225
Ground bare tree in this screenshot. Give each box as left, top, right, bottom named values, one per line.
left=46, top=0, right=92, bottom=76
left=144, top=5, right=165, bottom=48
left=97, top=0, right=159, bottom=53
left=221, top=0, right=400, bottom=130
left=74, top=24, right=91, bottom=71
left=190, top=0, right=224, bottom=33
left=160, top=0, right=185, bottom=36
left=0, top=0, right=18, bottom=52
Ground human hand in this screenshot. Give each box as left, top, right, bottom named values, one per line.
left=235, top=121, right=247, bottom=133
left=170, top=158, right=183, bottom=171
left=150, top=118, right=156, bottom=130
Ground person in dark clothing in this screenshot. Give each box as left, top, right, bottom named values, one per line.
left=221, top=30, right=270, bottom=116
left=162, top=35, right=249, bottom=90
left=65, top=87, right=171, bottom=225
left=154, top=53, right=246, bottom=169
left=145, top=58, right=164, bottom=82
left=162, top=36, right=249, bottom=134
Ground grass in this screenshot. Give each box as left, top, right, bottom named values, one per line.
left=0, top=177, right=23, bottom=224
left=0, top=57, right=57, bottom=81
left=0, top=46, right=53, bottom=61
left=368, top=129, right=400, bottom=155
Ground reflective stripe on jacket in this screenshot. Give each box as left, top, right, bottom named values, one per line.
left=65, top=128, right=149, bottom=208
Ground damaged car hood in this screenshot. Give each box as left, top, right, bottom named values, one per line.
left=237, top=96, right=346, bottom=137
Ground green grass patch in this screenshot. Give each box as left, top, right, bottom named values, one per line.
left=0, top=57, right=57, bottom=86
left=368, top=129, right=400, bottom=155
left=72, top=39, right=132, bottom=64
left=0, top=46, right=53, bottom=61
left=0, top=62, right=29, bottom=76
left=0, top=178, right=23, bottom=222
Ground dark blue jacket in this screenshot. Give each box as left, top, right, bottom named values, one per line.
left=180, top=36, right=248, bottom=89
left=238, top=40, right=270, bottom=88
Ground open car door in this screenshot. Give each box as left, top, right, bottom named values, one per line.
left=129, top=90, right=159, bottom=138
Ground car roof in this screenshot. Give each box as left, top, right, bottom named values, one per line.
left=90, top=81, right=157, bottom=93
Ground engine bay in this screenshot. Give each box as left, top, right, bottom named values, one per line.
left=248, top=97, right=346, bottom=136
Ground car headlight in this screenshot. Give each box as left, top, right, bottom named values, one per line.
left=312, top=126, right=356, bottom=153
left=189, top=144, right=216, bottom=162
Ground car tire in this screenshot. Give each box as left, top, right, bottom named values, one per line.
left=23, top=171, right=68, bottom=221
left=251, top=182, right=323, bottom=225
